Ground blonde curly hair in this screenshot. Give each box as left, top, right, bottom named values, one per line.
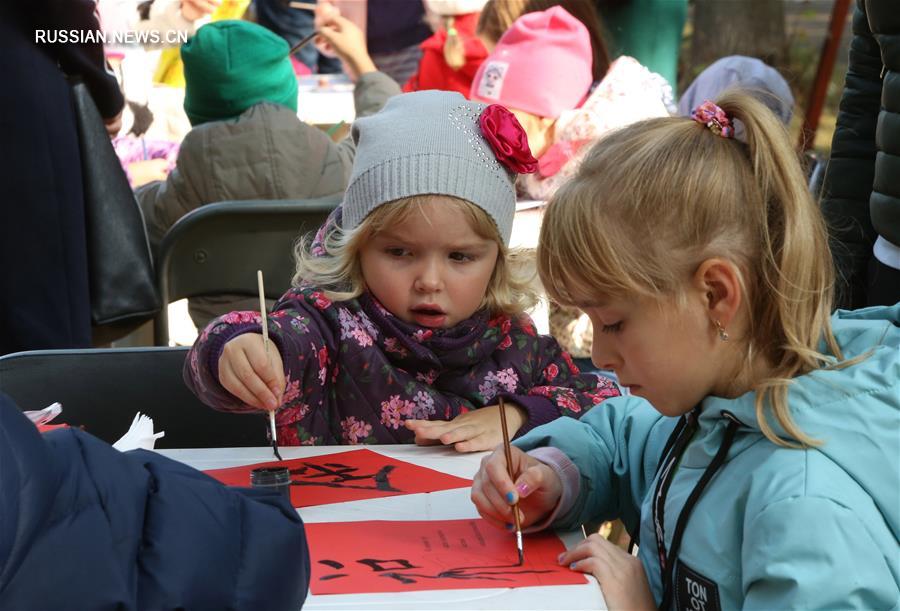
left=294, top=195, right=538, bottom=316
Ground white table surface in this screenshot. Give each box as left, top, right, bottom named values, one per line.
left=158, top=445, right=605, bottom=610
left=297, top=75, right=356, bottom=126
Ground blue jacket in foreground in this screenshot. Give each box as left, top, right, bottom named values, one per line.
left=516, top=305, right=900, bottom=609
left=0, top=393, right=311, bottom=610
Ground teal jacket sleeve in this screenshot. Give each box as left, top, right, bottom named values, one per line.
left=742, top=495, right=898, bottom=610
left=513, top=395, right=676, bottom=534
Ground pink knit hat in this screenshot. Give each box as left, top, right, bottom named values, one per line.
left=470, top=6, right=592, bottom=119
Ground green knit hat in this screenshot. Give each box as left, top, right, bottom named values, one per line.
left=182, top=20, right=298, bottom=126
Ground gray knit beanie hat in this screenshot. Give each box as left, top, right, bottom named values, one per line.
left=343, top=90, right=538, bottom=245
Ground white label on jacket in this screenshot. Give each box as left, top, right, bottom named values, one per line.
left=675, top=561, right=721, bottom=611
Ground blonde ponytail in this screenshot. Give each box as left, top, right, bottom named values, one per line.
left=715, top=92, right=842, bottom=447
left=442, top=16, right=466, bottom=70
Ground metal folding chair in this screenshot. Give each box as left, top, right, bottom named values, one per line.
left=154, top=196, right=340, bottom=345
left=0, top=347, right=266, bottom=448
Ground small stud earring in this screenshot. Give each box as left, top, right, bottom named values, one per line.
left=713, top=319, right=729, bottom=342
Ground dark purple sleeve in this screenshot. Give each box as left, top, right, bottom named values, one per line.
left=184, top=318, right=275, bottom=414
left=501, top=393, right=560, bottom=439
left=489, top=316, right=620, bottom=438
left=524, top=332, right=622, bottom=420
left=183, top=302, right=327, bottom=415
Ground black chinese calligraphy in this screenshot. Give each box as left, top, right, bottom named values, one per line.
left=290, top=462, right=401, bottom=492
left=316, top=557, right=554, bottom=585
left=318, top=559, right=350, bottom=580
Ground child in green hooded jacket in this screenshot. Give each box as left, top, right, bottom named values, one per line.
left=136, top=17, right=401, bottom=328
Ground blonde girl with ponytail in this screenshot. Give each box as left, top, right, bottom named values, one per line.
left=471, top=92, right=900, bottom=609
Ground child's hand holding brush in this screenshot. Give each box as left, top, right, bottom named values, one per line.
left=470, top=443, right=564, bottom=533
left=218, top=333, right=285, bottom=412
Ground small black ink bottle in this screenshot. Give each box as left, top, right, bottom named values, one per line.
left=250, top=466, right=291, bottom=500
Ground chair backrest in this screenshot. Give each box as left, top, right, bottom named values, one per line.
left=0, top=347, right=266, bottom=448
left=154, top=196, right=340, bottom=345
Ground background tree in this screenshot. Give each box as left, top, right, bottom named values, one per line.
left=688, top=0, right=787, bottom=85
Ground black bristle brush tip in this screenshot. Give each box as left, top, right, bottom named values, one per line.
left=272, top=441, right=283, bottom=461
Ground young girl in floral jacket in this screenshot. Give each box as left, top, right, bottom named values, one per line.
left=185, top=90, right=619, bottom=450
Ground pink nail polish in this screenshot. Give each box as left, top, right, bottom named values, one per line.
left=516, top=482, right=530, bottom=496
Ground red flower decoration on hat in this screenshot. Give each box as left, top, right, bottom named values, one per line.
left=479, top=104, right=538, bottom=174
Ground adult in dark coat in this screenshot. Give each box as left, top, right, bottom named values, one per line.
left=0, top=392, right=311, bottom=609
left=0, top=1, right=124, bottom=354
left=366, top=0, right=432, bottom=85
left=820, top=0, right=900, bottom=308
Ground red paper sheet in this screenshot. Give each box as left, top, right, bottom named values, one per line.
left=307, top=518, right=586, bottom=595
left=204, top=448, right=471, bottom=507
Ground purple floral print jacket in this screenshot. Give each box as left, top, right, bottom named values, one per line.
left=185, top=286, right=620, bottom=445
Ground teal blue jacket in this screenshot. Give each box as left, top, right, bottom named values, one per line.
left=516, top=305, right=899, bottom=609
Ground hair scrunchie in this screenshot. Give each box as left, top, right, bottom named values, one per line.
left=691, top=100, right=734, bottom=138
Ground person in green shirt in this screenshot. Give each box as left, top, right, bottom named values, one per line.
left=596, top=0, right=687, bottom=91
